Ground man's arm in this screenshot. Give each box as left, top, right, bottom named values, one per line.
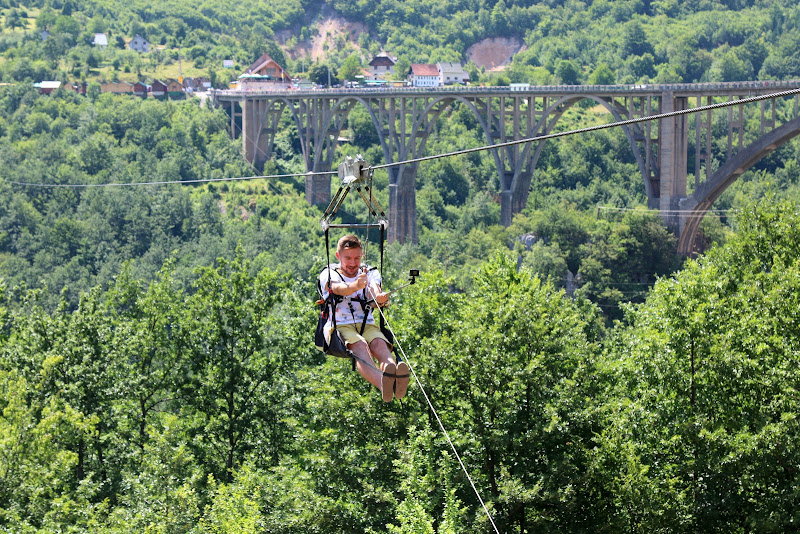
left=328, top=271, right=368, bottom=296
left=367, top=270, right=389, bottom=306
left=369, top=281, right=389, bottom=306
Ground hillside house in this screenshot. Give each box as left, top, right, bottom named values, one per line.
left=437, top=62, right=469, bottom=85
left=368, top=53, right=397, bottom=79
left=243, top=53, right=290, bottom=82
left=101, top=81, right=134, bottom=94
left=408, top=64, right=439, bottom=87
left=150, top=79, right=167, bottom=98
left=128, top=34, right=149, bottom=53
left=93, top=33, right=108, bottom=48
left=165, top=78, right=184, bottom=97
left=34, top=81, right=62, bottom=94
left=132, top=82, right=147, bottom=97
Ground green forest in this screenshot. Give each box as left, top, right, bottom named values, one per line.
left=2, top=0, right=800, bottom=532
left=2, top=0, right=800, bottom=86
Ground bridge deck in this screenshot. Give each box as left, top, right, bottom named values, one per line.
left=214, top=79, right=800, bottom=100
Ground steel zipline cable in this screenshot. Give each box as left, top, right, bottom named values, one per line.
left=0, top=170, right=334, bottom=188
left=369, top=86, right=800, bottom=171
left=373, top=303, right=502, bottom=534
left=4, top=86, right=800, bottom=189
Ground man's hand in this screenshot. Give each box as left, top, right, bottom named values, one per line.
left=354, top=270, right=369, bottom=290
left=373, top=291, right=390, bottom=307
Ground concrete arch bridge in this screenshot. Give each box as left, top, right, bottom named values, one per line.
left=213, top=81, right=800, bottom=254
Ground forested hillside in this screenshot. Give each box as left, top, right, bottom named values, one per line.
left=2, top=0, right=800, bottom=531
left=2, top=0, right=800, bottom=86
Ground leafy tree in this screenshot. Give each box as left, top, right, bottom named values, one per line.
left=183, top=252, right=300, bottom=480
left=53, top=15, right=80, bottom=40
left=4, top=9, right=24, bottom=30
left=710, top=48, right=751, bottom=82
left=307, top=62, right=338, bottom=86
left=621, top=20, right=655, bottom=58
left=628, top=52, right=656, bottom=79
left=338, top=53, right=363, bottom=81
left=588, top=62, right=615, bottom=85
left=348, top=106, right=379, bottom=148
left=35, top=9, right=57, bottom=32
left=412, top=255, right=604, bottom=531
left=577, top=210, right=682, bottom=320
left=555, top=59, right=580, bottom=85
left=601, top=199, right=800, bottom=530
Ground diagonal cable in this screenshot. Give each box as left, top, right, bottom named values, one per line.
left=374, top=304, right=501, bottom=534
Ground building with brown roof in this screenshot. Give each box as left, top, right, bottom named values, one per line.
left=132, top=82, right=147, bottom=97
left=165, top=78, right=184, bottom=98
left=408, top=64, right=439, bottom=87
left=243, top=53, right=290, bottom=82
left=150, top=79, right=167, bottom=98
left=368, top=53, right=397, bottom=79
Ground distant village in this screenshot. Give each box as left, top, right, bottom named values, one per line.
left=233, top=52, right=470, bottom=91
left=34, top=32, right=471, bottom=96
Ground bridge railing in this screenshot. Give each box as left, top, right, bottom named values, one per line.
left=213, top=79, right=800, bottom=98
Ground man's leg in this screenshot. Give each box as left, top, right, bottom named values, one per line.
left=369, top=338, right=395, bottom=371
left=348, top=340, right=382, bottom=390
left=349, top=340, right=395, bottom=402
left=371, top=338, right=410, bottom=399
left=370, top=338, right=401, bottom=401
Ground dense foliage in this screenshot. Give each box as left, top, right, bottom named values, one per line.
left=2, top=201, right=800, bottom=531
left=0, top=85, right=325, bottom=309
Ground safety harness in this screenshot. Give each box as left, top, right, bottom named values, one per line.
left=315, top=225, right=396, bottom=370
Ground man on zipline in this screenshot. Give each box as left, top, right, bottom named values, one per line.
left=319, top=234, right=410, bottom=402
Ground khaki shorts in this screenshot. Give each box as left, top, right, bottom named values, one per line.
left=337, top=323, right=391, bottom=348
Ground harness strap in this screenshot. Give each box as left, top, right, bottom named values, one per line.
left=379, top=223, right=387, bottom=334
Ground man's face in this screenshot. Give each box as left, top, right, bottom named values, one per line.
left=336, top=246, right=362, bottom=277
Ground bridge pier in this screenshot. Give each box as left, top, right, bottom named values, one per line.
left=305, top=171, right=331, bottom=206
left=242, top=99, right=267, bottom=171
left=389, top=181, right=417, bottom=244
left=500, top=190, right=514, bottom=227
left=658, top=93, right=688, bottom=229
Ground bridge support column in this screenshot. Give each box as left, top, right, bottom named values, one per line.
left=500, top=190, right=514, bottom=226
left=388, top=180, right=417, bottom=245
left=658, top=92, right=688, bottom=228
left=241, top=99, right=270, bottom=172
left=305, top=171, right=331, bottom=206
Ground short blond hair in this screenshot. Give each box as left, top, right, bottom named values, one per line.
left=337, top=234, right=362, bottom=253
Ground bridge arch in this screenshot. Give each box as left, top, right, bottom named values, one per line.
left=677, top=115, right=800, bottom=254
left=395, top=95, right=504, bottom=187
left=512, top=94, right=656, bottom=218
left=240, top=96, right=311, bottom=172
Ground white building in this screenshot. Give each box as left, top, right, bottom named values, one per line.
left=409, top=64, right=439, bottom=87
left=93, top=33, right=108, bottom=48
left=128, top=34, right=149, bottom=53
left=437, top=62, right=469, bottom=85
